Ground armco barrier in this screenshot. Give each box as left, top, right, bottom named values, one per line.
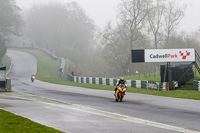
left=126, top=80, right=131, bottom=87
left=131, top=80, right=136, bottom=87
left=113, top=79, right=117, bottom=86
left=103, top=78, right=106, bottom=85
left=136, top=80, right=141, bottom=88
left=96, top=77, right=99, bottom=84
left=78, top=77, right=81, bottom=83
left=109, top=78, right=113, bottom=86
left=193, top=80, right=200, bottom=91
left=66, top=74, right=166, bottom=91
left=76, top=77, right=79, bottom=83
left=141, top=81, right=148, bottom=89
left=106, top=78, right=110, bottom=85
left=92, top=77, right=96, bottom=84
left=86, top=77, right=89, bottom=84
left=99, top=78, right=102, bottom=85
left=89, top=77, right=92, bottom=84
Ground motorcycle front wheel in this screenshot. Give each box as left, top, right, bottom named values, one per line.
left=115, top=92, right=119, bottom=102
left=119, top=93, right=124, bottom=102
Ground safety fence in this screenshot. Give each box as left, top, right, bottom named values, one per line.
left=67, top=74, right=166, bottom=91
left=193, top=80, right=200, bottom=91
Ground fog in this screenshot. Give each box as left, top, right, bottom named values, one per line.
left=2, top=0, right=200, bottom=77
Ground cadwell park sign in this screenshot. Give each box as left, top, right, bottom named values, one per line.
left=131, top=48, right=198, bottom=90
left=132, top=49, right=195, bottom=63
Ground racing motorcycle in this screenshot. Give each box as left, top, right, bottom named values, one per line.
left=115, top=84, right=127, bottom=102
left=31, top=75, right=36, bottom=82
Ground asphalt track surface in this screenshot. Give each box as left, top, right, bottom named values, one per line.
left=0, top=50, right=200, bottom=133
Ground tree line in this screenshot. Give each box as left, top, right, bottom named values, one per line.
left=0, top=0, right=23, bottom=65
left=99, top=0, right=200, bottom=77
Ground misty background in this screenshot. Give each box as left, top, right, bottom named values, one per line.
left=1, top=0, right=200, bottom=78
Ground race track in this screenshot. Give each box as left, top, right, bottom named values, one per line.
left=1, top=50, right=200, bottom=133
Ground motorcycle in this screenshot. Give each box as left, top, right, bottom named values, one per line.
left=115, top=84, right=127, bottom=102
left=31, top=75, right=36, bottom=82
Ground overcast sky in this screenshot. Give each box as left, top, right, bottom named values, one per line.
left=15, top=0, right=200, bottom=33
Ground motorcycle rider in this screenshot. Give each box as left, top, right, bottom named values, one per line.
left=114, top=77, right=127, bottom=95
left=31, top=74, right=36, bottom=82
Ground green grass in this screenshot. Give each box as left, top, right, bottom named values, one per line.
left=10, top=48, right=61, bottom=79
left=0, top=109, right=62, bottom=133
left=10, top=48, right=200, bottom=100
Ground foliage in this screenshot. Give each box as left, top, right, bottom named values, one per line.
left=100, top=0, right=187, bottom=77
left=23, top=1, right=96, bottom=76
left=100, top=0, right=152, bottom=76
left=0, top=0, right=23, bottom=64
left=0, top=0, right=23, bottom=38
left=0, top=37, right=6, bottom=65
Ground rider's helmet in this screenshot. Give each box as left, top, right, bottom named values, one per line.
left=120, top=77, right=124, bottom=84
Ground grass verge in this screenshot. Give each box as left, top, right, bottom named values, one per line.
left=0, top=109, right=62, bottom=133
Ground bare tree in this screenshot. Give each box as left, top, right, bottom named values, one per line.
left=164, top=1, right=185, bottom=46
left=147, top=0, right=165, bottom=49
left=118, top=0, right=151, bottom=49
left=113, top=0, right=152, bottom=75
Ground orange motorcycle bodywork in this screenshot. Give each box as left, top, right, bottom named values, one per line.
left=115, top=85, right=126, bottom=102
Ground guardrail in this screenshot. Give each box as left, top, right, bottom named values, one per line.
left=67, top=74, right=166, bottom=91
left=193, top=80, right=200, bottom=91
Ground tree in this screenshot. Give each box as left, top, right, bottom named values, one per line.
left=147, top=0, right=165, bottom=49
left=100, top=0, right=152, bottom=76
left=117, top=0, right=151, bottom=49
left=0, top=36, right=6, bottom=65
left=99, top=0, right=187, bottom=77
left=23, top=1, right=96, bottom=76
left=0, top=0, right=23, bottom=64
left=164, top=1, right=185, bottom=46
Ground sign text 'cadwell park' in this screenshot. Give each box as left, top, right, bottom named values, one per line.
left=132, top=49, right=195, bottom=63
